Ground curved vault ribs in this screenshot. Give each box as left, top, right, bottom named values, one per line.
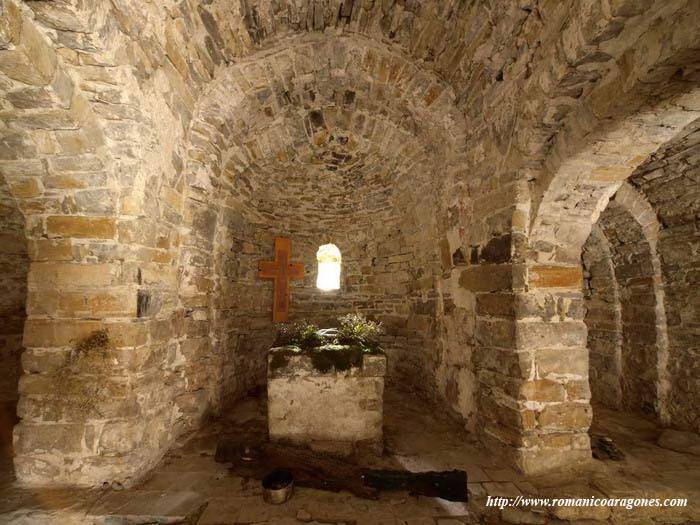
left=181, top=34, right=466, bottom=237
left=172, top=34, right=468, bottom=430
left=527, top=93, right=700, bottom=267
left=627, top=120, right=700, bottom=433
left=180, top=33, right=467, bottom=289
left=508, top=7, right=700, bottom=467
left=181, top=34, right=466, bottom=255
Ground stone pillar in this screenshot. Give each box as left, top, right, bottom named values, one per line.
left=12, top=205, right=185, bottom=485
left=466, top=262, right=523, bottom=464
left=0, top=1, right=181, bottom=485
left=513, top=265, right=592, bottom=474
left=466, top=264, right=591, bottom=474
left=14, top=224, right=144, bottom=485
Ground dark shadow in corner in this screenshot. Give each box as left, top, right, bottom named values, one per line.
left=0, top=175, right=28, bottom=479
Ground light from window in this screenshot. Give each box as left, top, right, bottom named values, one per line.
left=316, top=244, right=341, bottom=291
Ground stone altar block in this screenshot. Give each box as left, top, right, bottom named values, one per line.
left=267, top=347, right=386, bottom=455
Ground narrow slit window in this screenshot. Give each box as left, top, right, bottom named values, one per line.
left=316, top=244, right=341, bottom=291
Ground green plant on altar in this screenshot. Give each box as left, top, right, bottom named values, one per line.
left=337, top=312, right=383, bottom=347
left=271, top=314, right=384, bottom=372
left=274, top=320, right=322, bottom=349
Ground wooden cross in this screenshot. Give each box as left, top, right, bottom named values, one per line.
left=258, top=237, right=304, bottom=323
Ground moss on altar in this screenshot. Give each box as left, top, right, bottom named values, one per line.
left=269, top=343, right=383, bottom=373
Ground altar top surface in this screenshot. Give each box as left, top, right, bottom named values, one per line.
left=268, top=344, right=386, bottom=379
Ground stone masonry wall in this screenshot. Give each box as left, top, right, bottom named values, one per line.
left=0, top=0, right=239, bottom=485
left=582, top=226, right=622, bottom=411
left=630, top=123, right=700, bottom=433
left=1, top=0, right=158, bottom=485
left=596, top=202, right=660, bottom=416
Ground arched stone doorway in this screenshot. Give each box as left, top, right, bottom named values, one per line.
left=582, top=184, right=669, bottom=424
left=520, top=90, right=700, bottom=472
left=174, top=34, right=468, bottom=436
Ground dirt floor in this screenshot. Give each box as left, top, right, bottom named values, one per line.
left=1, top=388, right=699, bottom=524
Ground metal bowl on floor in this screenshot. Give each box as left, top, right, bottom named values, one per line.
left=262, top=469, right=294, bottom=504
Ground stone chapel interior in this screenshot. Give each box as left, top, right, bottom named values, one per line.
left=1, top=0, right=700, bottom=521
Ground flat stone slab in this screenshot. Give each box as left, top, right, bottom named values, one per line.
left=0, top=488, right=96, bottom=524
left=87, top=490, right=204, bottom=524
left=658, top=429, right=700, bottom=456
left=196, top=496, right=251, bottom=525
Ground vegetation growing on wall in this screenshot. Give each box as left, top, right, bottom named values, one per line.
left=52, top=330, right=113, bottom=418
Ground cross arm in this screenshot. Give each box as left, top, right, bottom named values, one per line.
left=258, top=260, right=279, bottom=278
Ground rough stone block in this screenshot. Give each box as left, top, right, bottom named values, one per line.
left=362, top=353, right=387, bottom=377
left=518, top=321, right=587, bottom=349
left=13, top=455, right=61, bottom=482
left=536, top=346, right=589, bottom=379
left=517, top=445, right=591, bottom=475
left=564, top=379, right=591, bottom=401
left=267, top=350, right=385, bottom=452
left=7, top=177, right=42, bottom=198
left=98, top=421, right=143, bottom=455
left=476, top=293, right=515, bottom=318
left=48, top=154, right=104, bottom=172
left=0, top=1, right=22, bottom=47
left=27, top=288, right=136, bottom=317
left=28, top=262, right=116, bottom=288
left=23, top=319, right=148, bottom=348
left=46, top=216, right=117, bottom=239
left=520, top=380, right=566, bottom=402
left=529, top=266, right=583, bottom=288
left=459, top=264, right=512, bottom=292
left=14, top=422, right=95, bottom=455
left=537, top=403, right=592, bottom=431
left=476, top=319, right=517, bottom=348
left=28, top=239, right=74, bottom=261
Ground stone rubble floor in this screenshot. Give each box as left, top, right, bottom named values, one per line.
left=1, top=389, right=699, bottom=524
